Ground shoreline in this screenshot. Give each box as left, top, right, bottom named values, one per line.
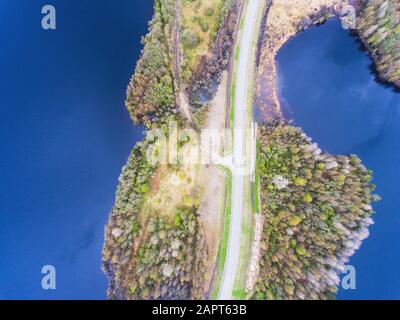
left=254, top=0, right=348, bottom=123
left=255, top=0, right=400, bottom=124
left=348, top=31, right=400, bottom=93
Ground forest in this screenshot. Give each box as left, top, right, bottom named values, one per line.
left=125, top=0, right=176, bottom=128
left=254, top=124, right=378, bottom=300
left=356, top=0, right=400, bottom=87
left=103, top=0, right=237, bottom=300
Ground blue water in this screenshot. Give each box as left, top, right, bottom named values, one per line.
left=0, top=1, right=152, bottom=299
left=277, top=18, right=400, bottom=299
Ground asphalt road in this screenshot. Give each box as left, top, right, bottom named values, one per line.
left=218, top=0, right=262, bottom=300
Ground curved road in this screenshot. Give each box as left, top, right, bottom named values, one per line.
left=218, top=0, right=262, bottom=300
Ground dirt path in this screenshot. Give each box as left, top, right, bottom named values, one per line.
left=173, top=0, right=192, bottom=122
left=198, top=72, right=229, bottom=295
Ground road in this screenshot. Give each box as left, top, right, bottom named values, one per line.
left=218, top=0, right=262, bottom=300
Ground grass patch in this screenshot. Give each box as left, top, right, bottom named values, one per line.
left=180, top=0, right=230, bottom=74
left=253, top=139, right=261, bottom=213
left=211, top=168, right=233, bottom=299
left=230, top=75, right=236, bottom=129
left=229, top=44, right=240, bottom=133
left=232, top=179, right=254, bottom=300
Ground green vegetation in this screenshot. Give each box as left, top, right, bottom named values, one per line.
left=357, top=0, right=400, bottom=87
left=229, top=44, right=240, bottom=132
left=232, top=180, right=254, bottom=300
left=126, top=0, right=176, bottom=128
left=126, top=0, right=238, bottom=125
left=180, top=0, right=235, bottom=81
left=103, top=0, right=240, bottom=299
left=253, top=140, right=261, bottom=213
left=254, top=124, right=379, bottom=300
left=183, top=29, right=200, bottom=48
left=129, top=207, right=207, bottom=299
left=103, top=135, right=208, bottom=299
left=192, top=103, right=210, bottom=128
left=102, top=139, right=157, bottom=298
left=211, top=169, right=232, bottom=299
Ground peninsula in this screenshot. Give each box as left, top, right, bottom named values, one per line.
left=102, top=0, right=398, bottom=300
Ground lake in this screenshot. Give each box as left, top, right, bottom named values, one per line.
left=277, top=18, right=400, bottom=299
left=0, top=0, right=152, bottom=299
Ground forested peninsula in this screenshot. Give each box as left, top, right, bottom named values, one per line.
left=102, top=0, right=398, bottom=300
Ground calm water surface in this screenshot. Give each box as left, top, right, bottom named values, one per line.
left=0, top=0, right=152, bottom=299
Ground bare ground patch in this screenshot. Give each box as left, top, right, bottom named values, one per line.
left=198, top=71, right=229, bottom=293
